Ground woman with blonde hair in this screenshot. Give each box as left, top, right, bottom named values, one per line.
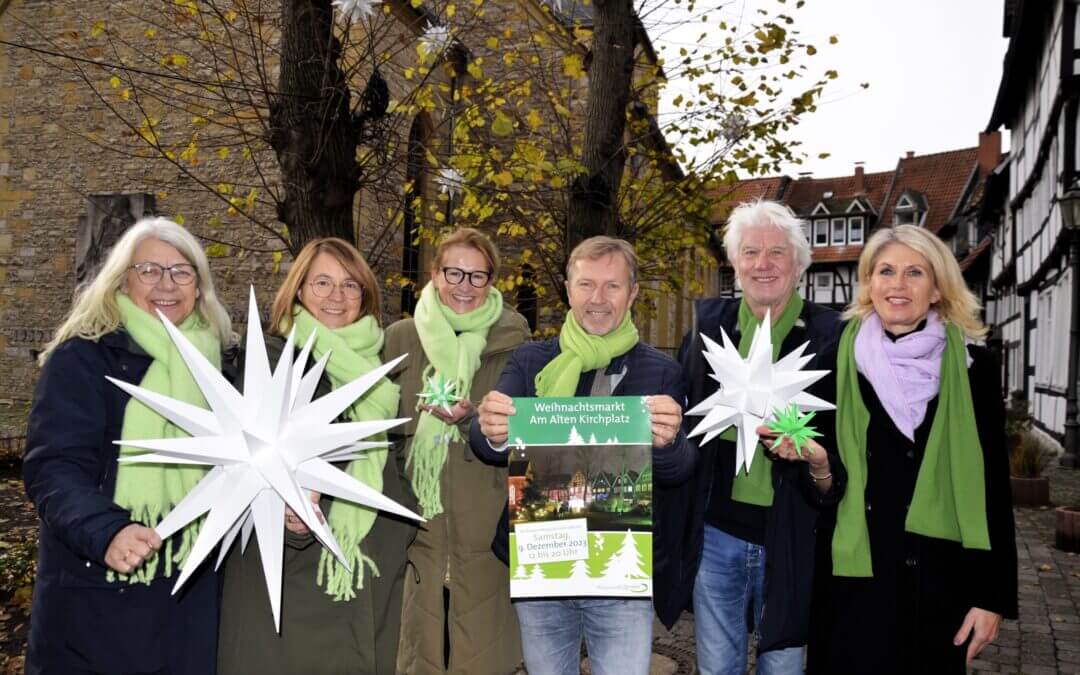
left=24, top=216, right=232, bottom=674
left=218, top=237, right=416, bottom=674
left=386, top=227, right=529, bottom=674
left=807, top=224, right=1017, bottom=673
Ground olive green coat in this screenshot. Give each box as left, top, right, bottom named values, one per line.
left=384, top=307, right=529, bottom=675
left=218, top=335, right=418, bottom=675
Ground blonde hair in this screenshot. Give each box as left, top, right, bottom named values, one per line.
left=271, top=237, right=382, bottom=335
left=567, top=236, right=639, bottom=286
left=844, top=225, right=987, bottom=339
left=39, top=217, right=234, bottom=364
left=431, top=227, right=500, bottom=279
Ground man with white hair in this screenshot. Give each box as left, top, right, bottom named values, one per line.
left=654, top=200, right=846, bottom=674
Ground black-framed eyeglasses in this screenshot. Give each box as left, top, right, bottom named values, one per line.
left=129, top=262, right=197, bottom=286
left=441, top=266, right=491, bottom=288
left=308, top=275, right=363, bottom=300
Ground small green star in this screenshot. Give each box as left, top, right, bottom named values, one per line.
left=418, top=373, right=462, bottom=414
left=767, top=404, right=821, bottom=457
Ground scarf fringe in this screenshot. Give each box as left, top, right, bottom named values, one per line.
left=317, top=546, right=381, bottom=602
left=407, top=428, right=457, bottom=519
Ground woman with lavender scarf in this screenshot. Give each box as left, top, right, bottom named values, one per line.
left=807, top=225, right=1017, bottom=674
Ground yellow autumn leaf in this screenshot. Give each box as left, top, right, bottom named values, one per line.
left=446, top=3, right=455, bottom=17
left=410, top=0, right=422, bottom=7
left=491, top=171, right=513, bottom=187
left=144, top=27, right=158, bottom=39
left=272, top=250, right=283, bottom=273
left=225, top=9, right=238, bottom=22
left=217, top=147, right=230, bottom=160
left=486, top=37, right=498, bottom=49
left=120, top=89, right=130, bottom=101
left=491, top=111, right=513, bottom=136
left=526, top=109, right=542, bottom=131
left=404, top=68, right=414, bottom=80
left=109, top=75, right=121, bottom=89
left=562, top=54, right=585, bottom=80
left=173, top=214, right=186, bottom=225
left=91, top=21, right=106, bottom=38
left=466, top=61, right=483, bottom=80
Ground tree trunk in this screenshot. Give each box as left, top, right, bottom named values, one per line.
left=566, top=0, right=637, bottom=251
left=271, top=0, right=358, bottom=253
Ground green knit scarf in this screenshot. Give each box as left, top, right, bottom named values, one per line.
left=291, top=308, right=401, bottom=600
left=410, top=282, right=503, bottom=518
left=728, top=293, right=804, bottom=507
left=112, top=293, right=220, bottom=584
left=534, top=312, right=639, bottom=397
left=831, top=317, right=990, bottom=577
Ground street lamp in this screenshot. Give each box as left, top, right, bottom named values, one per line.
left=1057, top=185, right=1080, bottom=468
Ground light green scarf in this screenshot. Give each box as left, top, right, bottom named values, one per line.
left=728, top=294, right=805, bottom=507
left=534, top=312, right=639, bottom=397
left=112, top=293, right=220, bottom=584
left=290, top=308, right=401, bottom=601
left=832, top=317, right=990, bottom=577
left=411, top=282, right=503, bottom=518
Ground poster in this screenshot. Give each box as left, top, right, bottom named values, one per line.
left=506, top=396, right=653, bottom=598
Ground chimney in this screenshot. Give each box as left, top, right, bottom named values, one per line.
left=977, top=131, right=1002, bottom=176
left=905, top=150, right=915, bottom=159
left=854, top=162, right=866, bottom=194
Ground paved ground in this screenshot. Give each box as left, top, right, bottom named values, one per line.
left=515, top=465, right=1080, bottom=675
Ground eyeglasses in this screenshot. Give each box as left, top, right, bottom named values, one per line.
left=129, top=262, right=197, bottom=286
left=441, top=266, right=491, bottom=288
left=308, top=275, right=363, bottom=300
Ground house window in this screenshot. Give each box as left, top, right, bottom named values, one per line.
left=815, top=272, right=832, bottom=288
left=800, top=220, right=811, bottom=242
left=894, top=210, right=916, bottom=225
left=718, top=268, right=735, bottom=295
left=849, top=216, right=864, bottom=244
left=813, top=219, right=829, bottom=247
left=831, top=218, right=846, bottom=245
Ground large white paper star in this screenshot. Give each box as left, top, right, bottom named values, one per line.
left=685, top=310, right=834, bottom=475
left=109, top=288, right=422, bottom=630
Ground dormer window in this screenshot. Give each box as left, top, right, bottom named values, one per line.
left=893, top=192, right=925, bottom=226
left=849, top=216, right=865, bottom=244
left=813, top=219, right=829, bottom=247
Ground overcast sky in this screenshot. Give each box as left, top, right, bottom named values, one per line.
left=650, top=0, right=1011, bottom=179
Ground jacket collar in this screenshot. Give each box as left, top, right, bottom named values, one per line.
left=101, top=329, right=149, bottom=358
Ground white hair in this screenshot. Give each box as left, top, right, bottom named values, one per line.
left=39, top=217, right=234, bottom=364
left=722, top=200, right=812, bottom=276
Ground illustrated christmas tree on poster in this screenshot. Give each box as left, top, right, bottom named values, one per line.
left=601, top=530, right=648, bottom=580
left=529, top=564, right=546, bottom=580
left=569, top=558, right=592, bottom=580
left=514, top=562, right=528, bottom=579
left=567, top=425, right=585, bottom=445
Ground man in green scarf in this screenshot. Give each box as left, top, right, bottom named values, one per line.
left=663, top=200, right=846, bottom=675
left=472, top=236, right=695, bottom=675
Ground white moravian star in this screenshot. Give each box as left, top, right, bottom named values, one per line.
left=685, top=309, right=835, bottom=476
left=109, top=287, right=423, bottom=630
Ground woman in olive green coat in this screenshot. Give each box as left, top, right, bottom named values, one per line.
left=385, top=228, right=528, bottom=675
left=218, top=238, right=417, bottom=675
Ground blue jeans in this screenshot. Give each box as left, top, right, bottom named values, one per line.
left=693, top=525, right=804, bottom=675
left=514, top=598, right=654, bottom=675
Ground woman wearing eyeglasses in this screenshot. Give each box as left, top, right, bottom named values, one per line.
left=24, top=217, right=233, bottom=674
left=218, top=238, right=416, bottom=674
left=386, top=228, right=529, bottom=675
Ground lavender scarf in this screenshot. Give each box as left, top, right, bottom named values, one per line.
left=853, top=311, right=946, bottom=441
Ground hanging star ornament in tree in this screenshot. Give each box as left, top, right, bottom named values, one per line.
left=417, top=372, right=462, bottom=414
left=766, top=404, right=822, bottom=457
left=332, top=0, right=378, bottom=23
left=685, top=310, right=835, bottom=475
left=108, top=288, right=423, bottom=631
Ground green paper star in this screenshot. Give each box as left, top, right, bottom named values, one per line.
left=767, top=404, right=821, bottom=457
left=418, top=373, right=462, bottom=414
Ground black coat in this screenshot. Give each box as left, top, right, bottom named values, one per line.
left=806, top=343, right=1018, bottom=675
left=468, top=338, right=697, bottom=594
left=23, top=332, right=219, bottom=675
left=654, top=297, right=846, bottom=651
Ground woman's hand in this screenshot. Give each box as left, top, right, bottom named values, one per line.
left=756, top=425, right=832, bottom=491
left=954, top=607, right=1002, bottom=665
left=647, top=395, right=683, bottom=448
left=284, top=491, right=324, bottom=535
left=420, top=399, right=473, bottom=425
left=104, top=523, right=163, bottom=574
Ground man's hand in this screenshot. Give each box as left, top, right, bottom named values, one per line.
left=285, top=491, right=324, bottom=535
left=478, top=391, right=515, bottom=446
left=104, top=523, right=163, bottom=574
left=647, top=395, right=682, bottom=448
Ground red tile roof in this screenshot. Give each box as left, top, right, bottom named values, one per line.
left=708, top=176, right=788, bottom=222
left=811, top=245, right=864, bottom=263
left=784, top=171, right=894, bottom=217
left=960, top=236, right=992, bottom=271
left=877, top=148, right=979, bottom=233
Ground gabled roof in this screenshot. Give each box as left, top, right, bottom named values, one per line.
left=878, top=148, right=980, bottom=233
left=709, top=176, right=790, bottom=222
left=784, top=171, right=893, bottom=217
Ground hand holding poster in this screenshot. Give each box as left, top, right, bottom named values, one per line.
left=506, top=396, right=653, bottom=598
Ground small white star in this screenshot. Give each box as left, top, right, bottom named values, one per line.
left=332, top=0, right=378, bottom=23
